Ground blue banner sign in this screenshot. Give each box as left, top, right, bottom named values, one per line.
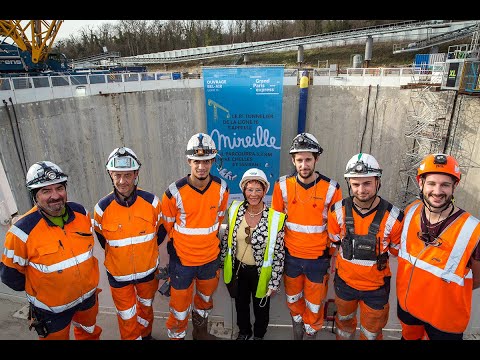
left=203, top=66, right=284, bottom=205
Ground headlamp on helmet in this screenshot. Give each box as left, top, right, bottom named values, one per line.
left=106, top=147, right=141, bottom=171
left=344, top=153, right=382, bottom=178
left=26, top=161, right=68, bottom=190
left=289, top=133, right=323, bottom=154
left=186, top=133, right=218, bottom=160
left=416, top=153, right=460, bottom=182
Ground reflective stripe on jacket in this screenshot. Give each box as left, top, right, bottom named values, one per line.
left=1, top=202, right=99, bottom=313
left=327, top=197, right=404, bottom=291
left=271, top=171, right=342, bottom=259
left=223, top=200, right=286, bottom=298
left=93, top=189, right=162, bottom=282
left=162, top=175, right=229, bottom=266
left=396, top=201, right=480, bottom=333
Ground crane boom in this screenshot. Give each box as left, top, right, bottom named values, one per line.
left=0, top=20, right=63, bottom=63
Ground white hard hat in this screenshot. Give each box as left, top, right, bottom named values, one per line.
left=289, top=132, right=323, bottom=154
left=239, top=168, right=270, bottom=193
left=26, top=161, right=68, bottom=190
left=344, top=153, right=382, bottom=178
left=106, top=147, right=141, bottom=171
left=185, top=133, right=217, bottom=160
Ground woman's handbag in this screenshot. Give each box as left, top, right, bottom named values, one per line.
left=226, top=271, right=239, bottom=298
left=226, top=260, right=240, bottom=298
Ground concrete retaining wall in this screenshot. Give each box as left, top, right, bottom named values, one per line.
left=1, top=81, right=479, bottom=335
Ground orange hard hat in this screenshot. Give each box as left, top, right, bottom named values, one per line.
left=416, top=153, right=461, bottom=182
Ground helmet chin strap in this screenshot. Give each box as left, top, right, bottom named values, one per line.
left=346, top=177, right=380, bottom=211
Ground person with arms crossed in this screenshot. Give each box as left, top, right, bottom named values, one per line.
left=93, top=147, right=166, bottom=340
left=221, top=168, right=286, bottom=340
left=0, top=161, right=102, bottom=340
left=328, top=153, right=404, bottom=340
left=271, top=132, right=342, bottom=340
left=162, top=133, right=229, bottom=340
left=396, top=153, right=480, bottom=340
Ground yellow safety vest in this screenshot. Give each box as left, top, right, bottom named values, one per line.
left=223, top=200, right=285, bottom=298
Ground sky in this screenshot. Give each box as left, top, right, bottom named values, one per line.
left=56, top=20, right=119, bottom=40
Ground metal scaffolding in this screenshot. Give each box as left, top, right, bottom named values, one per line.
left=396, top=22, right=480, bottom=209
left=396, top=80, right=456, bottom=209
left=446, top=96, right=480, bottom=176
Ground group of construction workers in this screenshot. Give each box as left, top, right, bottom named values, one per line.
left=1, top=130, right=479, bottom=341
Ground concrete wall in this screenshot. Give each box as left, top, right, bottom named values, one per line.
left=1, top=81, right=480, bottom=335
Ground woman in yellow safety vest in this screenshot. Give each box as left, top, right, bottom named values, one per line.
left=221, top=168, right=286, bottom=340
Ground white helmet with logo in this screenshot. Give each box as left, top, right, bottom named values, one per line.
left=106, top=147, right=141, bottom=171
left=239, top=168, right=270, bottom=193
left=26, top=161, right=68, bottom=190
left=344, top=153, right=382, bottom=178
left=185, top=133, right=217, bottom=160
left=289, top=132, right=323, bottom=154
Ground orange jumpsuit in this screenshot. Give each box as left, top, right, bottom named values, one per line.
left=162, top=175, right=229, bottom=339
left=0, top=202, right=102, bottom=340
left=94, top=188, right=165, bottom=340
left=328, top=197, right=403, bottom=340
left=272, top=171, right=342, bottom=336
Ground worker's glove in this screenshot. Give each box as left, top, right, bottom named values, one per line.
left=156, top=265, right=169, bottom=280
left=156, top=265, right=171, bottom=297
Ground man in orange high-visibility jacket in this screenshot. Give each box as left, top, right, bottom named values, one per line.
left=271, top=133, right=342, bottom=340
left=162, top=133, right=229, bottom=340
left=94, top=147, right=166, bottom=340
left=397, top=153, right=480, bottom=340
left=0, top=161, right=102, bottom=340
left=328, top=153, right=404, bottom=340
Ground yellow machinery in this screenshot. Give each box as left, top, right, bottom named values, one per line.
left=0, top=20, right=63, bottom=64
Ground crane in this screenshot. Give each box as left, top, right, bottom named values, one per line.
left=0, top=20, right=69, bottom=75
left=0, top=20, right=64, bottom=63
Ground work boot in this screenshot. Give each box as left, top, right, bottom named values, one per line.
left=191, top=311, right=219, bottom=340
left=292, top=318, right=304, bottom=340
left=236, top=333, right=252, bottom=340
left=142, top=333, right=157, bottom=340
left=303, top=331, right=318, bottom=340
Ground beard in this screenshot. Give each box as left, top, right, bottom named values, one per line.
left=424, top=193, right=453, bottom=211
left=297, top=169, right=314, bottom=180
left=193, top=174, right=209, bottom=181
left=355, top=193, right=376, bottom=204
left=41, top=199, right=66, bottom=216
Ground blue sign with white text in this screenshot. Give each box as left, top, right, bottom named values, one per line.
left=203, top=66, right=284, bottom=205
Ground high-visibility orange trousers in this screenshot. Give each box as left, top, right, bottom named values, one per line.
left=40, top=288, right=103, bottom=340
left=335, top=297, right=389, bottom=340
left=166, top=274, right=219, bottom=339
left=110, top=277, right=159, bottom=340
left=284, top=273, right=329, bottom=333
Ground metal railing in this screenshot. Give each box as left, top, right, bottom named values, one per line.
left=0, top=67, right=434, bottom=92
left=0, top=71, right=175, bottom=91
